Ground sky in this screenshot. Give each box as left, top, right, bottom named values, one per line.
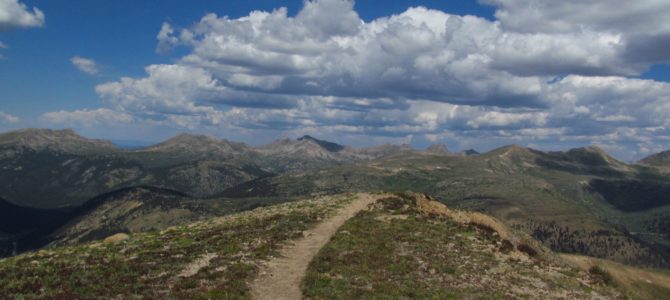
left=1, top=0, right=670, bottom=160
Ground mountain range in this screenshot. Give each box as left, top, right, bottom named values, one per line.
left=1, top=128, right=670, bottom=271
left=0, top=129, right=445, bottom=208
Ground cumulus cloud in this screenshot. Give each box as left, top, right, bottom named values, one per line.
left=0, top=111, right=18, bottom=123
left=296, top=0, right=361, bottom=38
left=108, top=4, right=557, bottom=113
left=96, top=64, right=250, bottom=117
left=484, top=0, right=670, bottom=35
left=70, top=56, right=99, bottom=75
left=77, top=0, right=670, bottom=160
left=467, top=111, right=548, bottom=129
left=483, top=0, right=670, bottom=65
left=0, top=0, right=44, bottom=31
left=156, top=22, right=180, bottom=53
left=99, top=0, right=666, bottom=116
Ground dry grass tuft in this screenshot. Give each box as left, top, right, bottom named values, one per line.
left=562, top=254, right=670, bottom=299
left=410, top=192, right=549, bottom=260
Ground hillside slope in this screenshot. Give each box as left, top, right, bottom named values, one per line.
left=2, top=192, right=656, bottom=299
left=0, top=193, right=358, bottom=298
left=640, top=150, right=670, bottom=173
left=0, top=130, right=269, bottom=208
left=47, top=187, right=217, bottom=247
left=304, top=193, right=627, bottom=299
left=0, top=197, right=70, bottom=257
left=0, top=197, right=69, bottom=236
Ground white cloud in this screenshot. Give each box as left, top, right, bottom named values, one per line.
left=483, top=0, right=670, bottom=35
left=546, top=76, right=670, bottom=129
left=483, top=0, right=670, bottom=65
left=78, top=0, right=670, bottom=160
left=156, top=22, right=180, bottom=53
left=296, top=0, right=361, bottom=38
left=41, top=109, right=133, bottom=126
left=0, top=41, right=6, bottom=48
left=594, top=115, right=636, bottom=122
left=0, top=0, right=44, bottom=31
left=0, top=111, right=19, bottom=123
left=467, top=111, right=548, bottom=129
left=100, top=0, right=662, bottom=120
left=116, top=4, right=557, bottom=112
left=96, top=64, right=235, bottom=116
left=70, top=56, right=99, bottom=75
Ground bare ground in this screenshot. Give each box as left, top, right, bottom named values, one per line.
left=250, top=193, right=384, bottom=300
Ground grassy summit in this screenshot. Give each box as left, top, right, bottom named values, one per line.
left=0, top=192, right=668, bottom=299
left=303, top=193, right=623, bottom=299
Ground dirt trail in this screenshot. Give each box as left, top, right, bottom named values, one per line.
left=250, top=193, right=382, bottom=300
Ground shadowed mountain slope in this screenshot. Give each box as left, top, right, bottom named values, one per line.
left=47, top=186, right=213, bottom=247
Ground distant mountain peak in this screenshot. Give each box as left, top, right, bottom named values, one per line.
left=163, top=133, right=217, bottom=144
left=297, top=135, right=345, bottom=152
left=2, top=128, right=82, bottom=141
left=0, top=128, right=117, bottom=154
left=462, top=149, right=479, bottom=156
left=259, top=135, right=345, bottom=160
left=580, top=145, right=607, bottom=154
left=639, top=150, right=670, bottom=167
left=565, top=146, right=619, bottom=164
left=145, top=133, right=250, bottom=156
left=494, top=144, right=532, bottom=154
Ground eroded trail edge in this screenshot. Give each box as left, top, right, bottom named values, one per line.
left=250, top=193, right=383, bottom=300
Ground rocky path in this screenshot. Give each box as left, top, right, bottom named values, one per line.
left=250, top=193, right=382, bottom=300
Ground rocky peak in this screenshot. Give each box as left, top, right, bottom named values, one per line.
left=564, top=146, right=614, bottom=165
left=259, top=136, right=339, bottom=159
left=462, top=149, right=480, bottom=156
left=297, top=135, right=345, bottom=152
left=481, top=145, right=540, bottom=166
left=580, top=145, right=607, bottom=155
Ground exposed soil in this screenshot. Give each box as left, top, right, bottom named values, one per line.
left=250, top=193, right=384, bottom=300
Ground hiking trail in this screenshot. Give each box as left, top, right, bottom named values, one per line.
left=250, top=193, right=383, bottom=300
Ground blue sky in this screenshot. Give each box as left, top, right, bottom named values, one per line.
left=1, top=0, right=670, bottom=160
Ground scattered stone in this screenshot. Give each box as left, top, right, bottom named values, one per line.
left=179, top=253, right=218, bottom=278
left=103, top=233, right=130, bottom=244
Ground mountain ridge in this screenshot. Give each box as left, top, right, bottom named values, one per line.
left=0, top=128, right=118, bottom=154
left=5, top=128, right=665, bottom=163
left=142, top=133, right=253, bottom=157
